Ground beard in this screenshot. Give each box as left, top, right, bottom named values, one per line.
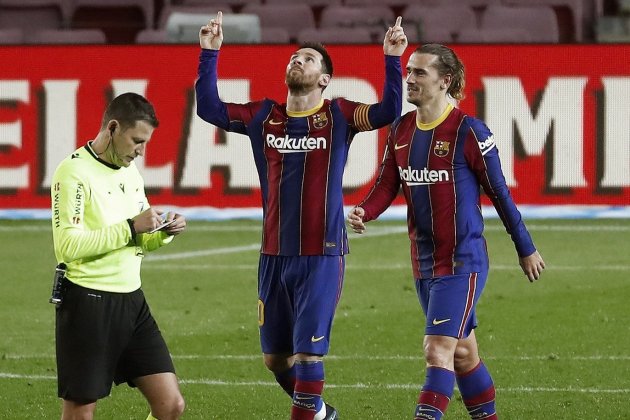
left=285, top=69, right=319, bottom=92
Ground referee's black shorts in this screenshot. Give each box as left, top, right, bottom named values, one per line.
left=55, top=281, right=175, bottom=401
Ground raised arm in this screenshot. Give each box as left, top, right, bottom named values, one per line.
left=195, top=11, right=230, bottom=128
left=363, top=16, right=407, bottom=129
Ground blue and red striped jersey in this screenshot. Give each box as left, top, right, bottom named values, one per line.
left=196, top=49, right=402, bottom=255
left=360, top=105, right=536, bottom=278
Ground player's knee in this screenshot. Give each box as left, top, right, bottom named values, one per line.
left=151, top=394, right=185, bottom=420
left=423, top=340, right=455, bottom=368
left=453, top=343, right=479, bottom=374
left=263, top=354, right=292, bottom=373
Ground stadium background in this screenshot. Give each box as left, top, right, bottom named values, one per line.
left=1, top=0, right=630, bottom=219
left=1, top=43, right=629, bottom=218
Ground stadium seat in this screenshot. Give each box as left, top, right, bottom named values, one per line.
left=0, top=0, right=66, bottom=31
left=406, top=0, right=501, bottom=7
left=403, top=5, right=477, bottom=44
left=296, top=27, right=373, bottom=44
left=456, top=26, right=534, bottom=43
left=343, top=0, right=407, bottom=6
left=70, top=0, right=153, bottom=44
left=70, top=0, right=153, bottom=28
left=179, top=0, right=261, bottom=11
left=241, top=3, right=315, bottom=40
left=26, top=28, right=106, bottom=44
left=261, top=27, right=291, bottom=44
left=501, top=0, right=583, bottom=42
left=319, top=5, right=396, bottom=38
left=595, top=16, right=630, bottom=42
left=135, top=29, right=169, bottom=44
left=265, top=0, right=340, bottom=7
left=480, top=5, right=560, bottom=43
left=158, top=5, right=232, bottom=30
left=162, top=8, right=261, bottom=44
left=0, top=28, right=24, bottom=44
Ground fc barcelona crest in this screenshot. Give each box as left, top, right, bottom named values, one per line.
left=312, top=112, right=328, bottom=129
left=434, top=140, right=450, bottom=157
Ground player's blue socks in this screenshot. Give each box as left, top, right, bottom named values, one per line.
left=275, top=364, right=297, bottom=397
left=456, top=360, right=498, bottom=419
left=291, top=360, right=325, bottom=420
left=414, top=366, right=455, bottom=420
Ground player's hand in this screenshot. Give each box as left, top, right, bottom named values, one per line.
left=383, top=16, right=407, bottom=57
left=162, top=212, right=186, bottom=236
left=519, top=250, right=545, bottom=282
left=347, top=206, right=367, bottom=234
left=132, top=207, right=166, bottom=234
left=200, top=11, right=223, bottom=50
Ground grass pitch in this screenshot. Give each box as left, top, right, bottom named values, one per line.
left=0, top=218, right=628, bottom=419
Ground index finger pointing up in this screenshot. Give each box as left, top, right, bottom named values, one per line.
left=217, top=10, right=223, bottom=24
left=394, top=16, right=402, bottom=27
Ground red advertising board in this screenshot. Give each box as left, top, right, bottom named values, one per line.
left=0, top=44, right=628, bottom=211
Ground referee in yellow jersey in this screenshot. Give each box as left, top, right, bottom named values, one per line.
left=50, top=92, right=186, bottom=420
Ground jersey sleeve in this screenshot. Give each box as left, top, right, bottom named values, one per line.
left=51, top=161, right=133, bottom=264
left=336, top=55, right=402, bottom=132
left=358, top=123, right=402, bottom=221
left=195, top=48, right=265, bottom=134
left=464, top=118, right=536, bottom=257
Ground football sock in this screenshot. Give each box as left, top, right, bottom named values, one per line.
left=275, top=364, right=297, bottom=397
left=456, top=360, right=497, bottom=419
left=146, top=413, right=158, bottom=420
left=414, top=366, right=455, bottom=420
left=291, top=360, right=325, bottom=420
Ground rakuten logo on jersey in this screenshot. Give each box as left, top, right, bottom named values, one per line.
left=478, top=135, right=496, bottom=155
left=265, top=134, right=327, bottom=154
left=399, top=166, right=450, bottom=186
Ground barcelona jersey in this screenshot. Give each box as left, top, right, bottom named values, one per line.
left=360, top=104, right=535, bottom=278
left=196, top=49, right=402, bottom=256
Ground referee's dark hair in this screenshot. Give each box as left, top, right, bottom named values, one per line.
left=101, top=92, right=159, bottom=130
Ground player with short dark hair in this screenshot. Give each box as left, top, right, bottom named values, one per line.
left=196, top=11, right=407, bottom=420
left=51, top=92, right=187, bottom=420
left=347, top=44, right=545, bottom=419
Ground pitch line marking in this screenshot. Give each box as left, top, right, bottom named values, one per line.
left=146, top=227, right=406, bottom=262
left=1, top=372, right=628, bottom=394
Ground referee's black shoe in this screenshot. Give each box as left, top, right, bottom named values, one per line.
left=324, top=403, right=339, bottom=420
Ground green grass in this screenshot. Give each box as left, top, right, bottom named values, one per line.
left=0, top=218, right=629, bottom=419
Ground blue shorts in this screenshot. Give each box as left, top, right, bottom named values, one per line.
left=258, top=254, right=345, bottom=356
left=415, top=270, right=488, bottom=339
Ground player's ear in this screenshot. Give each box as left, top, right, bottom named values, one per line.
left=319, top=74, right=331, bottom=88
left=107, top=120, right=118, bottom=136
left=442, top=74, right=452, bottom=90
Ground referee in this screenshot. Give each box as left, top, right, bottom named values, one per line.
left=50, top=93, right=186, bottom=420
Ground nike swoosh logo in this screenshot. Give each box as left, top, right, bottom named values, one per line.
left=432, top=318, right=451, bottom=325
left=311, top=335, right=325, bottom=342
left=269, top=119, right=283, bottom=125
left=394, top=143, right=409, bottom=150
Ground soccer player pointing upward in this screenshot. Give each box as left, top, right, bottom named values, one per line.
left=197, top=12, right=407, bottom=420
left=348, top=44, right=545, bottom=419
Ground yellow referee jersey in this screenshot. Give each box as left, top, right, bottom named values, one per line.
left=51, top=143, right=172, bottom=293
